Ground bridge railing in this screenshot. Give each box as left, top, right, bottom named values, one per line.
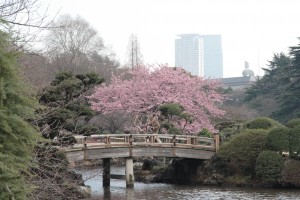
left=74, top=133, right=219, bottom=151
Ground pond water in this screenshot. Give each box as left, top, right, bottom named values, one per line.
left=78, top=166, right=300, bottom=200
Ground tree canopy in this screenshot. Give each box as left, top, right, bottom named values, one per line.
left=245, top=39, right=300, bottom=122
left=88, top=66, right=225, bottom=133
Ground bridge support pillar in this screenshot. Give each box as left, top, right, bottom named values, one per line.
left=103, top=158, right=111, bottom=188
left=125, top=157, right=134, bottom=188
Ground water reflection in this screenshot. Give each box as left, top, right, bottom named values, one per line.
left=78, top=167, right=300, bottom=200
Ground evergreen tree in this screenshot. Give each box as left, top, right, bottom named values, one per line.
left=0, top=31, right=39, bottom=199
left=244, top=52, right=293, bottom=120
left=273, top=39, right=300, bottom=121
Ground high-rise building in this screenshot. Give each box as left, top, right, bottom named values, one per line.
left=175, top=34, right=223, bottom=78
left=175, top=34, right=204, bottom=76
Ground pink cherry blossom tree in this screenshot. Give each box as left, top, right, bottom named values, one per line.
left=87, top=65, right=225, bottom=134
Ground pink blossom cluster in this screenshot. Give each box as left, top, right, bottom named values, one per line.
left=87, top=65, right=225, bottom=133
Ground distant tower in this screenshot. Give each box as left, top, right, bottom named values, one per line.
left=175, top=34, right=204, bottom=76
left=242, top=61, right=255, bottom=77
left=201, top=35, right=223, bottom=78
left=175, top=34, right=223, bottom=78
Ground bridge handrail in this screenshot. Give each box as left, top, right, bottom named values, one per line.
left=74, top=133, right=219, bottom=151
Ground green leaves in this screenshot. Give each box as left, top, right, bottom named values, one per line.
left=0, top=30, right=39, bottom=199
left=255, top=150, right=284, bottom=181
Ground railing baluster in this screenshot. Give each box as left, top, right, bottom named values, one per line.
left=173, top=135, right=176, bottom=146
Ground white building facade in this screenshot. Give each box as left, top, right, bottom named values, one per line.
left=175, top=34, right=223, bottom=78
left=175, top=34, right=204, bottom=76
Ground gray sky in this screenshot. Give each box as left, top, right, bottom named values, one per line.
left=43, top=0, right=300, bottom=77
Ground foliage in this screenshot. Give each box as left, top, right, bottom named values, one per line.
left=198, top=128, right=213, bottom=138
left=40, top=71, right=104, bottom=104
left=273, top=40, right=300, bottom=122
left=65, top=102, right=95, bottom=117
left=244, top=53, right=292, bottom=118
left=289, top=126, right=300, bottom=158
left=244, top=117, right=281, bottom=130
left=280, top=159, right=300, bottom=187
left=286, top=118, right=300, bottom=128
left=38, top=71, right=103, bottom=140
left=218, top=129, right=268, bottom=176
left=88, top=65, right=225, bottom=133
left=265, top=127, right=290, bottom=152
left=0, top=30, right=40, bottom=199
left=255, top=150, right=284, bottom=181
left=245, top=40, right=300, bottom=122
left=159, top=103, right=184, bottom=117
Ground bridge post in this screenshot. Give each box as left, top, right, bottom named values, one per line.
left=125, top=157, right=134, bottom=188
left=214, top=133, right=220, bottom=152
left=103, top=158, right=111, bottom=188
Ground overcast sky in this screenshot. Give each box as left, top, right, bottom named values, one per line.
left=42, top=0, right=300, bottom=77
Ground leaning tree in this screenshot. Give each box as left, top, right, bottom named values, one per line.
left=88, top=65, right=225, bottom=134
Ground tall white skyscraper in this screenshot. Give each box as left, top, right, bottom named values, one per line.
left=175, top=34, right=223, bottom=78
left=175, top=34, right=204, bottom=76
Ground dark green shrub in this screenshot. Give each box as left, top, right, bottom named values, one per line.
left=47, top=109, right=74, bottom=126
left=244, top=117, right=281, bottom=130
left=218, top=129, right=268, bottom=176
left=39, top=86, right=61, bottom=103
left=161, top=122, right=172, bottom=130
left=265, top=127, right=289, bottom=152
left=255, top=150, right=284, bottom=181
left=286, top=118, right=300, bottom=128
left=219, top=127, right=240, bottom=141
left=66, top=103, right=95, bottom=117
left=58, top=132, right=76, bottom=146
left=198, top=128, right=213, bottom=138
left=289, top=126, right=300, bottom=158
left=51, top=71, right=74, bottom=86
left=169, top=126, right=181, bottom=135
left=160, top=121, right=181, bottom=135
left=159, top=103, right=184, bottom=117
left=76, top=125, right=100, bottom=136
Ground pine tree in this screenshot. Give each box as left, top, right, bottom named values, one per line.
left=0, top=30, right=39, bottom=199
left=273, top=39, right=300, bottom=121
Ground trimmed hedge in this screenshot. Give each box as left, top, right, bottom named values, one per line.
left=289, top=126, right=300, bottom=157
left=265, top=127, right=289, bottom=152
left=218, top=129, right=268, bottom=176
left=244, top=117, right=281, bottom=130
left=286, top=118, right=300, bottom=128
left=255, top=150, right=284, bottom=180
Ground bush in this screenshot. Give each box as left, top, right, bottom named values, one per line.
left=244, top=117, right=281, bottom=130
left=289, top=126, right=300, bottom=158
left=169, top=126, right=181, bottom=135
left=198, top=128, right=213, bottom=138
left=218, top=129, right=268, bottom=176
left=255, top=150, right=284, bottom=181
left=286, top=118, right=300, bottom=128
left=265, top=127, right=289, bottom=152
left=280, top=159, right=300, bottom=187
left=76, top=125, right=100, bottom=136
left=159, top=103, right=184, bottom=117
left=48, top=108, right=74, bottom=126
left=219, top=127, right=240, bottom=142
left=66, top=103, right=95, bottom=117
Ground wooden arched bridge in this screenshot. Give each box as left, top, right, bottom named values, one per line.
left=61, top=133, right=220, bottom=188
